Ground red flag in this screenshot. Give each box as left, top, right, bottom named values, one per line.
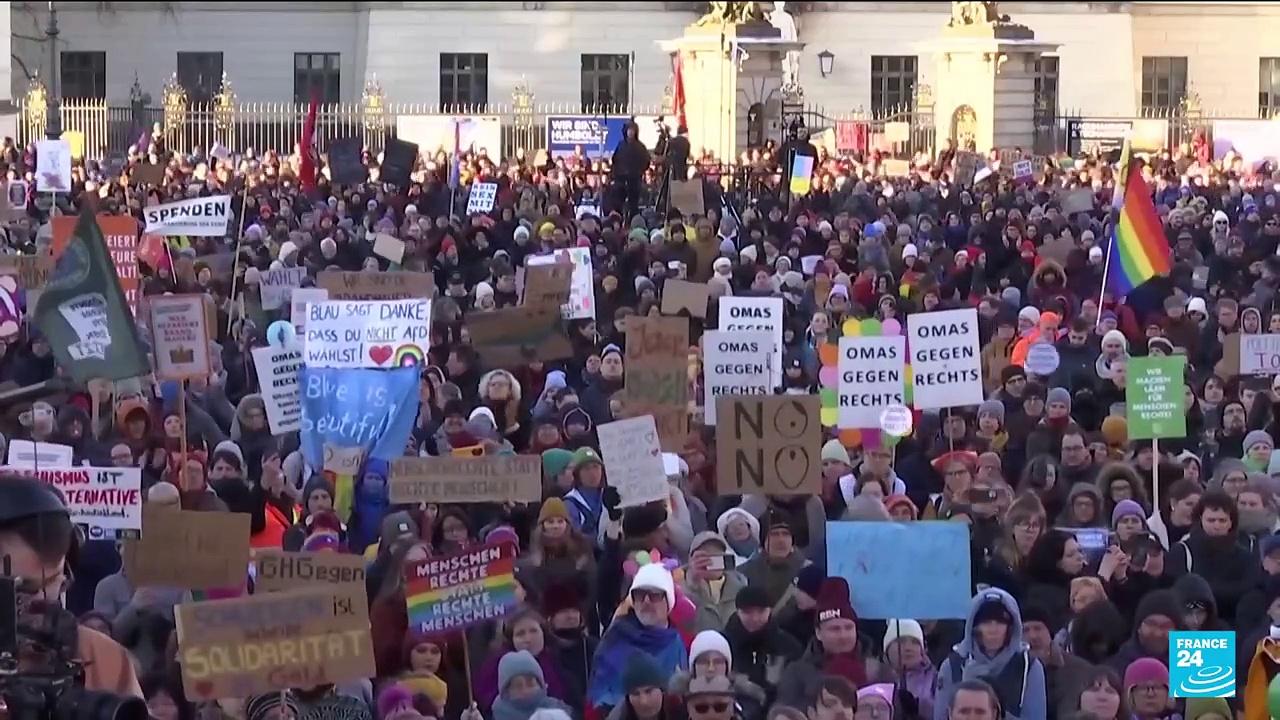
left=672, top=53, right=687, bottom=131
left=299, top=94, right=318, bottom=191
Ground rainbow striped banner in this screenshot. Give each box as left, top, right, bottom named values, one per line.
left=404, top=540, right=518, bottom=634
left=1104, top=162, right=1171, bottom=296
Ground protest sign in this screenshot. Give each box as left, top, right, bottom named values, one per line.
left=125, top=507, right=250, bottom=589
left=290, top=287, right=328, bottom=334
left=380, top=138, right=419, bottom=187
left=404, top=541, right=519, bottom=634
left=702, top=330, right=772, bottom=426
left=323, top=445, right=366, bottom=475
left=719, top=297, right=783, bottom=389
left=660, top=279, right=709, bottom=318
left=883, top=121, right=910, bottom=144
left=828, top=521, right=971, bottom=619
left=790, top=155, right=815, bottom=195
left=175, top=585, right=374, bottom=700
left=150, top=294, right=211, bottom=380
left=389, top=455, right=541, bottom=504
left=259, top=266, right=305, bottom=311
left=466, top=304, right=572, bottom=367
left=328, top=137, right=368, bottom=185
left=625, top=316, right=689, bottom=450
left=298, top=367, right=418, bottom=468
left=466, top=182, right=498, bottom=214
left=251, top=346, right=302, bottom=435
left=2, top=180, right=27, bottom=221
left=1240, top=334, right=1280, bottom=375
left=880, top=405, right=913, bottom=437
left=670, top=180, right=705, bottom=215
left=522, top=260, right=573, bottom=309
left=597, top=415, right=668, bottom=508
left=0, top=465, right=141, bottom=539
left=1060, top=188, right=1095, bottom=216
left=35, top=139, right=72, bottom=192
left=143, top=196, right=233, bottom=237
left=0, top=254, right=53, bottom=291
left=7, top=439, right=73, bottom=468
left=254, top=551, right=367, bottom=595
left=838, top=336, right=906, bottom=429
left=954, top=151, right=982, bottom=186
left=1012, top=159, right=1034, bottom=182
left=132, top=162, right=166, bottom=186
left=527, top=248, right=594, bottom=320
left=1025, top=342, right=1061, bottom=376
left=372, top=233, right=405, bottom=265
left=1127, top=355, right=1186, bottom=439
left=714, top=395, right=821, bottom=495
left=318, top=270, right=434, bottom=301
left=397, top=115, right=502, bottom=156
left=303, top=299, right=431, bottom=369
left=907, top=308, right=983, bottom=409
left=50, top=214, right=142, bottom=317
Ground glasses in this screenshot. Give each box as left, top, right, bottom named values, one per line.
left=856, top=704, right=890, bottom=719
left=1133, top=683, right=1168, bottom=696
left=631, top=589, right=666, bottom=604
left=692, top=702, right=731, bottom=714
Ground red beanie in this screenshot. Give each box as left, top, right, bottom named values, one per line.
left=815, top=577, right=857, bottom=626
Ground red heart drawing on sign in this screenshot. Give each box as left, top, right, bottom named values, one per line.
left=368, top=345, right=393, bottom=365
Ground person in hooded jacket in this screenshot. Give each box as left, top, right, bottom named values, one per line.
left=721, top=586, right=802, bottom=707
left=933, top=588, right=1047, bottom=720
left=1167, top=489, right=1259, bottom=623
left=668, top=630, right=767, bottom=720
left=1172, top=572, right=1231, bottom=633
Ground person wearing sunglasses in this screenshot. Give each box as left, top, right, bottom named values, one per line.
left=684, top=676, right=738, bottom=720
left=588, top=563, right=688, bottom=713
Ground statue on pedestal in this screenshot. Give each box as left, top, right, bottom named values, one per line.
left=694, top=1, right=767, bottom=27
left=769, top=1, right=800, bottom=93
left=948, top=1, right=1008, bottom=27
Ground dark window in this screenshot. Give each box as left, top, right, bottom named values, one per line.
left=1034, top=56, right=1060, bottom=119
left=870, top=55, right=917, bottom=116
left=293, top=53, right=340, bottom=104
left=60, top=51, right=106, bottom=100
left=1140, top=56, right=1187, bottom=112
left=177, top=52, right=223, bottom=104
left=1261, top=58, right=1280, bottom=119
left=581, top=54, right=630, bottom=110
left=439, top=53, right=489, bottom=107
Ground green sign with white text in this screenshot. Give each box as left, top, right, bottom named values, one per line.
left=1126, top=356, right=1186, bottom=440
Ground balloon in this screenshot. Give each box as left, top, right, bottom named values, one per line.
left=662, top=558, right=679, bottom=571
left=635, top=550, right=651, bottom=565
left=820, top=387, right=838, bottom=407
left=819, top=366, right=839, bottom=389
left=861, top=318, right=882, bottom=336
left=1269, top=673, right=1280, bottom=720
left=882, top=318, right=901, bottom=336
left=839, top=428, right=862, bottom=448
left=820, top=407, right=838, bottom=427
left=267, top=320, right=296, bottom=347
left=649, top=549, right=662, bottom=563
left=843, top=318, right=862, bottom=336
left=622, top=559, right=639, bottom=577
left=818, top=343, right=839, bottom=367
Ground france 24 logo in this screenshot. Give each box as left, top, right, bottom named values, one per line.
left=1169, top=631, right=1235, bottom=698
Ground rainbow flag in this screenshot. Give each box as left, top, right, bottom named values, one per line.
left=404, top=541, right=518, bottom=634
left=1104, top=162, right=1171, bottom=296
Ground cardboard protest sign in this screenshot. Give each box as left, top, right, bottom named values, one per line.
left=143, top=196, right=233, bottom=237
left=328, top=137, right=368, bottom=185
left=35, top=139, right=72, bottom=192
left=466, top=304, right=572, bottom=367
left=953, top=151, right=982, bottom=187
left=828, top=521, right=971, bottom=619
left=323, top=445, right=366, bottom=475
left=522, top=260, right=573, bottom=309
left=132, top=162, right=166, bottom=186
left=702, top=331, right=772, bottom=426
left=7, top=439, right=73, bottom=468
left=150, top=294, right=212, bottom=380
left=125, top=507, right=250, bottom=589
left=258, top=266, right=306, bottom=311
left=466, top=182, right=498, bottom=215
left=883, top=122, right=910, bottom=144
left=670, top=180, right=705, bottom=215
left=625, top=316, right=689, bottom=450
left=907, top=308, right=983, bottom=409
left=1240, top=334, right=1280, bottom=375
left=1126, top=356, right=1187, bottom=439
left=838, top=336, right=906, bottom=429
left=0, top=253, right=53, bottom=290
left=389, top=455, right=541, bottom=504
left=251, top=345, right=302, bottom=435
left=50, top=214, right=143, bottom=317
left=2, top=180, right=27, bottom=221
left=380, top=138, right=419, bottom=188
left=714, top=395, right=821, bottom=496
left=175, top=586, right=374, bottom=700
left=372, top=233, right=406, bottom=265
left=526, top=248, right=594, bottom=320
left=298, top=367, right=420, bottom=473
left=303, top=299, right=431, bottom=369
left=660, top=279, right=709, bottom=319
left=597, top=415, right=668, bottom=508
left=881, top=159, right=911, bottom=177
left=317, top=270, right=433, bottom=301
left=0, top=466, right=142, bottom=539
left=719, top=297, right=783, bottom=391
left=1012, top=159, right=1034, bottom=183
left=1060, top=188, right=1095, bottom=216
left=404, top=541, right=519, bottom=634
left=254, top=551, right=368, bottom=595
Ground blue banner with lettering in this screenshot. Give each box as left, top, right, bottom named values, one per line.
left=546, top=115, right=629, bottom=158
left=298, top=366, right=420, bottom=471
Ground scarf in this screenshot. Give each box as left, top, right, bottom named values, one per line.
left=492, top=689, right=570, bottom=720
left=821, top=650, right=868, bottom=688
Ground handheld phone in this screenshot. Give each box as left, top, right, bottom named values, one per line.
left=706, top=554, right=735, bottom=572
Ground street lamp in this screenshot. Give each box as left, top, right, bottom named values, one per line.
left=818, top=50, right=835, bottom=78
left=45, top=1, right=61, bottom=139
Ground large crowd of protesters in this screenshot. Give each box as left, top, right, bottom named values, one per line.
left=0, top=113, right=1277, bottom=720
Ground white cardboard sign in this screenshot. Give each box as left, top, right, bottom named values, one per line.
left=260, top=266, right=306, bottom=311
left=466, top=182, right=498, bottom=214
left=303, top=299, right=431, bottom=369
left=596, top=415, right=668, bottom=508
left=252, top=345, right=303, bottom=435
left=718, top=297, right=783, bottom=387
left=150, top=294, right=211, bottom=380
left=838, top=336, right=906, bottom=429
left=907, top=308, right=983, bottom=409
left=526, top=248, right=595, bottom=320
left=702, top=330, right=772, bottom=426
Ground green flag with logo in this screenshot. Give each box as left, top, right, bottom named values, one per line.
left=1126, top=355, right=1187, bottom=440
left=31, top=207, right=148, bottom=382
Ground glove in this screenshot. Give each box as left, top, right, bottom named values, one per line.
left=603, top=486, right=622, bottom=521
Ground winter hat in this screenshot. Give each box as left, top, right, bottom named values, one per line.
left=856, top=684, right=895, bottom=713
left=882, top=619, right=924, bottom=650
left=973, top=596, right=1014, bottom=626
left=1123, top=657, right=1169, bottom=692
left=485, top=525, right=519, bottom=549
left=1001, top=365, right=1027, bottom=384
left=1088, top=246, right=1103, bottom=262
left=822, top=439, right=852, bottom=465
left=1101, top=329, right=1129, bottom=351
left=902, top=243, right=918, bottom=259
left=571, top=446, right=603, bottom=469
left=1246, top=430, right=1275, bottom=452
left=302, top=533, right=340, bottom=553
left=380, top=510, right=419, bottom=545
left=630, top=562, right=676, bottom=609
left=1185, top=698, right=1233, bottom=720
left=498, top=650, right=545, bottom=692
left=1018, top=306, right=1041, bottom=325
left=715, top=507, right=760, bottom=545
left=978, top=400, right=1005, bottom=424
left=1187, top=297, right=1208, bottom=316
left=735, top=585, right=771, bottom=610
left=279, top=240, right=299, bottom=261
left=1262, top=534, right=1280, bottom=558
left=689, top=531, right=728, bottom=555
left=1148, top=336, right=1174, bottom=355
left=883, top=494, right=919, bottom=518
left=1019, top=603, right=1059, bottom=635
left=1111, top=499, right=1147, bottom=527
left=815, top=577, right=857, bottom=626
left=690, top=630, right=733, bottom=669
left=1047, top=387, right=1072, bottom=410
left=246, top=693, right=300, bottom=720
left=538, top=497, right=570, bottom=524
left=1101, top=416, right=1128, bottom=446
left=1212, top=210, right=1229, bottom=226
left=623, top=502, right=668, bottom=538
left=376, top=684, right=416, bottom=720
left=541, top=449, right=574, bottom=480
left=542, top=582, right=581, bottom=618
left=622, top=653, right=666, bottom=693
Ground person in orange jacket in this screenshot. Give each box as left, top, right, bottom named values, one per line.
left=1011, top=311, right=1062, bottom=368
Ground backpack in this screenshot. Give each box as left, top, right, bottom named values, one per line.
left=947, top=648, right=1030, bottom=717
